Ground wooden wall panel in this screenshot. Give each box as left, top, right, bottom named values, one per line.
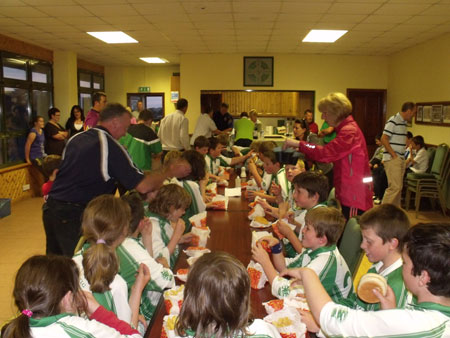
left=0, top=33, right=52, bottom=62
left=0, top=166, right=33, bottom=203
left=77, top=58, right=104, bottom=74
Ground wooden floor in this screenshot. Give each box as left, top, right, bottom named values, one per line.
left=0, top=197, right=448, bottom=326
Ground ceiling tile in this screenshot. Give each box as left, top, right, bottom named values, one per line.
left=327, top=2, right=382, bottom=14
left=1, top=6, right=47, bottom=17
left=281, top=2, right=332, bottom=14
left=421, top=4, right=450, bottom=15
left=136, top=2, right=185, bottom=15
left=352, top=22, right=397, bottom=31
left=363, top=14, right=411, bottom=23
left=37, top=5, right=95, bottom=17
left=319, top=13, right=367, bottom=23
left=405, top=15, right=450, bottom=24
left=375, top=3, right=432, bottom=15
left=188, top=13, right=233, bottom=22
left=0, top=0, right=27, bottom=6
left=0, top=18, right=23, bottom=26
left=23, top=0, right=76, bottom=4
left=15, top=17, right=64, bottom=26
left=82, top=4, right=140, bottom=16
left=233, top=1, right=282, bottom=13
left=182, top=1, right=232, bottom=14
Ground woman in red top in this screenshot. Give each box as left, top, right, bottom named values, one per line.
left=285, top=92, right=373, bottom=219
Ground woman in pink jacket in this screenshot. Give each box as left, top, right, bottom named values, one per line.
left=285, top=92, right=373, bottom=219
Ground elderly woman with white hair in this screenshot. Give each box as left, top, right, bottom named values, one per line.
left=284, top=92, right=373, bottom=219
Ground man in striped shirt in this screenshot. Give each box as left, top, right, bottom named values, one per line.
left=381, top=102, right=416, bottom=207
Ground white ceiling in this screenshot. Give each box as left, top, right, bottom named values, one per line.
left=0, top=0, right=449, bottom=66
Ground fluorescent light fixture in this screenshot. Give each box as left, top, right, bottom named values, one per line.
left=139, top=57, right=169, bottom=64
left=87, top=31, right=138, bottom=44
left=302, top=30, right=347, bottom=43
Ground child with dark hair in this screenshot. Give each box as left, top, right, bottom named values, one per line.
left=252, top=207, right=352, bottom=305
left=41, top=154, right=62, bottom=200
left=192, top=135, right=209, bottom=155
left=173, top=251, right=280, bottom=337
left=284, top=223, right=450, bottom=337
left=406, top=135, right=429, bottom=173
left=118, top=192, right=175, bottom=323
left=1, top=255, right=141, bottom=338
left=73, top=195, right=150, bottom=329
left=147, top=184, right=193, bottom=269
left=339, top=204, right=411, bottom=311
left=370, top=134, right=387, bottom=204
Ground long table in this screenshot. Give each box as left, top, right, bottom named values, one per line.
left=145, top=184, right=274, bottom=337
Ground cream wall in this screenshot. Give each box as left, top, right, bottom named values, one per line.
left=180, top=54, right=388, bottom=133
left=105, top=65, right=180, bottom=115
left=388, top=33, right=450, bottom=146
left=53, top=50, right=78, bottom=122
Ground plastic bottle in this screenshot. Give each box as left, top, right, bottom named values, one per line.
left=241, top=166, right=247, bottom=178
left=235, top=175, right=241, bottom=187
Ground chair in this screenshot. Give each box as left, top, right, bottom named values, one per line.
left=338, top=217, right=363, bottom=278
left=327, top=187, right=342, bottom=212
left=405, top=143, right=449, bottom=217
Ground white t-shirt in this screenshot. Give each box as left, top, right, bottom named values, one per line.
left=190, top=113, right=217, bottom=145
left=410, top=147, right=429, bottom=173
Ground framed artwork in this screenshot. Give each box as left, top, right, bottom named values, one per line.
left=415, top=101, right=450, bottom=127
left=244, top=56, right=273, bottom=87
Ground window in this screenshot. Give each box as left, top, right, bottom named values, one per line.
left=0, top=52, right=53, bottom=167
left=78, top=70, right=104, bottom=111
left=127, top=93, right=165, bottom=121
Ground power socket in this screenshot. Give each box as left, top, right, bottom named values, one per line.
left=22, top=184, right=30, bottom=191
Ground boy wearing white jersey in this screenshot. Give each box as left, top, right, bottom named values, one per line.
left=285, top=222, right=450, bottom=338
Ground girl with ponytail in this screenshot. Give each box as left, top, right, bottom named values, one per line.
left=73, top=194, right=150, bottom=331
left=1, top=255, right=141, bottom=337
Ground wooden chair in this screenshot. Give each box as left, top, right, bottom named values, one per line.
left=338, top=217, right=363, bottom=278
left=405, top=143, right=449, bottom=217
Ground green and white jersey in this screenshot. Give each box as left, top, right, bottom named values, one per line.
left=272, top=245, right=353, bottom=302
left=205, top=154, right=220, bottom=175
left=320, top=301, right=450, bottom=338
left=29, top=313, right=141, bottom=338
left=164, top=317, right=281, bottom=338
left=148, top=212, right=179, bottom=269
left=261, top=171, right=274, bottom=193
left=73, top=247, right=132, bottom=324
left=274, top=167, right=289, bottom=201
left=341, top=258, right=412, bottom=311
left=117, top=237, right=175, bottom=321
left=219, top=154, right=232, bottom=167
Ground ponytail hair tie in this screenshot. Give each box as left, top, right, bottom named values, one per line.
left=22, top=309, right=33, bottom=318
left=96, top=239, right=106, bottom=244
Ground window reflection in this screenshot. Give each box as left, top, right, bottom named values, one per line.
left=4, top=87, right=30, bottom=132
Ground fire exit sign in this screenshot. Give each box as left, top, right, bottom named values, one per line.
left=138, top=86, right=150, bottom=92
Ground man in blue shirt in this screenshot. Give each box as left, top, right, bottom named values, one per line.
left=213, top=102, right=233, bottom=132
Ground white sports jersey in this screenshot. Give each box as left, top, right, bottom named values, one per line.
left=29, top=313, right=141, bottom=338
left=320, top=301, right=450, bottom=338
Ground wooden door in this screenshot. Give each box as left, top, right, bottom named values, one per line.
left=347, top=89, right=386, bottom=157
left=200, top=93, right=222, bottom=114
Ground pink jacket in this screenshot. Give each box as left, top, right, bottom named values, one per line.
left=299, top=115, right=373, bottom=211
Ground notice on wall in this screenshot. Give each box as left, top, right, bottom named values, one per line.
left=171, top=91, right=179, bottom=102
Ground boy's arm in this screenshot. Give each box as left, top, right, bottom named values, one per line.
left=167, top=219, right=185, bottom=254
left=128, top=264, right=150, bottom=328
left=248, top=160, right=263, bottom=187
left=277, top=220, right=303, bottom=254
left=251, top=242, right=279, bottom=284
left=229, top=150, right=253, bottom=166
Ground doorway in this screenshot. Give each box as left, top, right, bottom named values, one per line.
left=200, top=93, right=222, bottom=114
left=347, top=89, right=386, bottom=157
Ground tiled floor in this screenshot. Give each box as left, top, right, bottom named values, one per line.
left=0, top=197, right=448, bottom=325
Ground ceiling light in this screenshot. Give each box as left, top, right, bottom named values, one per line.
left=87, top=31, right=138, bottom=44
left=245, top=89, right=253, bottom=92
left=302, top=30, right=347, bottom=43
left=140, top=57, right=169, bottom=64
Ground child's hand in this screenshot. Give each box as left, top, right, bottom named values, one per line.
left=156, top=257, right=169, bottom=268
left=277, top=220, right=294, bottom=237
left=174, top=219, right=186, bottom=234
left=374, top=285, right=397, bottom=310
left=138, top=314, right=148, bottom=330
left=298, top=309, right=320, bottom=333
left=133, top=263, right=151, bottom=292
left=139, top=218, right=153, bottom=237
left=252, top=242, right=271, bottom=266
left=83, top=291, right=100, bottom=316
left=259, top=235, right=279, bottom=247
left=179, top=232, right=194, bottom=244
left=278, top=202, right=289, bottom=219
left=270, top=183, right=281, bottom=197
left=287, top=211, right=296, bottom=225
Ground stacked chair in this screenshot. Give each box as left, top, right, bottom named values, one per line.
left=405, top=143, right=449, bottom=218
left=338, top=217, right=363, bottom=278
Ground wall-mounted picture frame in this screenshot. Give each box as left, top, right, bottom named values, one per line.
left=415, top=101, right=450, bottom=127
left=431, top=105, right=443, bottom=123
left=244, top=56, right=273, bottom=87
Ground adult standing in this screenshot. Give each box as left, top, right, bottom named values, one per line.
left=381, top=102, right=416, bottom=207
left=190, top=106, right=221, bottom=145
left=43, top=108, right=68, bottom=156
left=120, top=109, right=162, bottom=171
left=84, top=91, right=107, bottom=129
left=249, top=109, right=262, bottom=139
left=285, top=92, right=372, bottom=219
left=234, top=112, right=254, bottom=147
left=304, top=109, right=318, bottom=134
left=25, top=116, right=46, bottom=196
left=213, top=102, right=233, bottom=133
left=43, top=103, right=190, bottom=257
left=65, top=105, right=85, bottom=138
left=158, top=98, right=190, bottom=153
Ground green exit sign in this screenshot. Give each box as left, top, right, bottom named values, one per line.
left=139, top=86, right=150, bottom=92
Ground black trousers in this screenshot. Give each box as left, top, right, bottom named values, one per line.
left=42, top=197, right=85, bottom=257
left=234, top=138, right=252, bottom=147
